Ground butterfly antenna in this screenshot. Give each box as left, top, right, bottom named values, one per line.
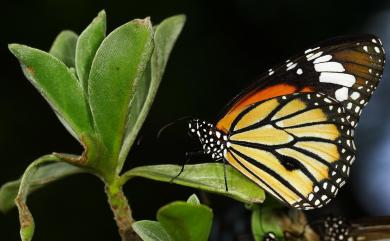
left=157, top=116, right=193, bottom=139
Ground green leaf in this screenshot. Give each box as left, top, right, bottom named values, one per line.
left=49, top=30, right=78, bottom=67
left=118, top=15, right=186, bottom=170
left=251, top=205, right=284, bottom=241
left=120, top=163, right=265, bottom=204
left=88, top=18, right=154, bottom=167
left=157, top=201, right=213, bottom=241
left=11, top=155, right=73, bottom=241
left=8, top=44, right=94, bottom=141
left=75, top=10, right=106, bottom=91
left=133, top=220, right=172, bottom=241
left=186, top=194, right=200, bottom=205
left=0, top=161, right=84, bottom=213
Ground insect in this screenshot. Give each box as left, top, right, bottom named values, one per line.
left=317, top=215, right=390, bottom=241
left=188, top=35, right=385, bottom=210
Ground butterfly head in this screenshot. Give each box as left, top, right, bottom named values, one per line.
left=188, top=118, right=228, bottom=160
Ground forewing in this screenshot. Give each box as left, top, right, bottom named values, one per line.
left=217, top=35, right=385, bottom=132
left=224, top=93, right=355, bottom=210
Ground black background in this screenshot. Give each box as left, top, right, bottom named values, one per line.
left=1, top=1, right=390, bottom=240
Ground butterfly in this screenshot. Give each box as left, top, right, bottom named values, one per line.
left=188, top=35, right=385, bottom=210
left=317, top=215, right=390, bottom=241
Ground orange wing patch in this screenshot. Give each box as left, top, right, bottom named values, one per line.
left=216, top=83, right=313, bottom=133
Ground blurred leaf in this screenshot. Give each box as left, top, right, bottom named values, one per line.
left=186, top=194, right=200, bottom=205
left=8, top=44, right=94, bottom=141
left=118, top=15, right=186, bottom=170
left=88, top=18, right=153, bottom=170
left=75, top=10, right=106, bottom=90
left=133, top=220, right=172, bottom=241
left=121, top=163, right=265, bottom=204
left=251, top=205, right=284, bottom=241
left=49, top=30, right=78, bottom=67
left=0, top=162, right=84, bottom=213
left=157, top=201, right=213, bottom=241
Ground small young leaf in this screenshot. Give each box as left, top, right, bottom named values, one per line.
left=49, top=30, right=78, bottom=67
left=118, top=15, right=186, bottom=170
left=0, top=162, right=85, bottom=213
left=88, top=18, right=154, bottom=167
left=8, top=44, right=94, bottom=141
left=186, top=194, right=200, bottom=205
left=120, top=163, right=265, bottom=204
left=75, top=10, right=106, bottom=91
left=133, top=220, right=172, bottom=241
left=157, top=201, right=213, bottom=241
left=12, top=155, right=68, bottom=241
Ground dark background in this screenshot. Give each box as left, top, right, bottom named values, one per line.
left=1, top=0, right=390, bottom=240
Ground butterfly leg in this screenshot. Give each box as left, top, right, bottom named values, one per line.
left=221, top=158, right=229, bottom=192
left=170, top=150, right=204, bottom=182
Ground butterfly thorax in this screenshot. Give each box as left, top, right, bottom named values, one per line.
left=188, top=119, right=229, bottom=160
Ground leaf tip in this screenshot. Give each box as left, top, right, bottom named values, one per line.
left=134, top=17, right=153, bottom=29
left=98, top=9, right=106, bottom=17
left=8, top=43, right=22, bottom=55
left=95, top=9, right=107, bottom=23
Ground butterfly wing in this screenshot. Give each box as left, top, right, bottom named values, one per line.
left=224, top=93, right=355, bottom=209
left=217, top=35, right=385, bottom=133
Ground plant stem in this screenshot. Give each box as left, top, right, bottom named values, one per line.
left=105, top=182, right=140, bottom=241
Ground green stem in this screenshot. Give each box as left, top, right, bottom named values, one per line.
left=105, top=182, right=140, bottom=241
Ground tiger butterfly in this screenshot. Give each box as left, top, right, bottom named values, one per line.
left=188, top=35, right=385, bottom=210
left=319, top=215, right=390, bottom=241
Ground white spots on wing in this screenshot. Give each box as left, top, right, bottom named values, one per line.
left=268, top=68, right=274, bottom=76
left=319, top=73, right=356, bottom=87
left=355, top=106, right=361, bottom=113
left=307, top=51, right=323, bottom=61
left=369, top=68, right=373, bottom=74
left=346, top=102, right=353, bottom=109
left=374, top=46, right=381, bottom=53
left=314, top=62, right=345, bottom=72
left=313, top=54, right=332, bottom=64
left=287, top=63, right=297, bottom=71
left=350, top=91, right=360, bottom=100
left=308, top=193, right=314, bottom=201
left=372, top=38, right=377, bottom=43
left=363, top=46, right=368, bottom=52
left=335, top=87, right=349, bottom=101
left=304, top=46, right=320, bottom=54
left=296, top=68, right=303, bottom=75
left=331, top=185, right=336, bottom=193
